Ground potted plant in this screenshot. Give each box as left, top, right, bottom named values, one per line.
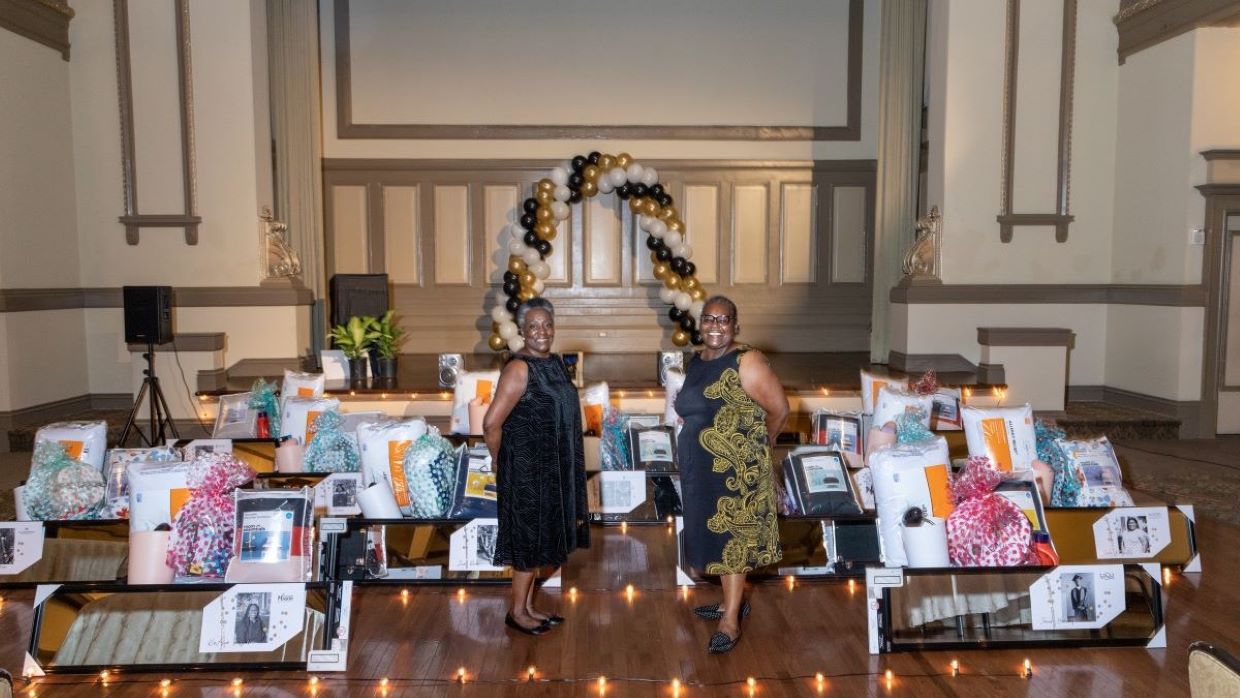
left=369, top=310, right=406, bottom=379
left=328, top=316, right=379, bottom=382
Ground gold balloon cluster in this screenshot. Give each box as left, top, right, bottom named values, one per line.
left=487, top=151, right=710, bottom=351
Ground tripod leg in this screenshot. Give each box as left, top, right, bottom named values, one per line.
left=150, top=376, right=181, bottom=442
left=119, top=379, right=152, bottom=447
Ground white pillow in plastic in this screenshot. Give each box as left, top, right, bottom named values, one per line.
left=127, top=461, right=194, bottom=532
left=930, top=387, right=963, bottom=431
left=357, top=418, right=429, bottom=517
left=282, top=370, right=325, bottom=400
left=870, top=437, right=950, bottom=567
left=663, top=370, right=686, bottom=425
left=104, top=446, right=180, bottom=518
left=1055, top=435, right=1135, bottom=507
left=450, top=370, right=500, bottom=434
left=860, top=370, right=907, bottom=416
left=280, top=396, right=342, bottom=446
left=33, top=421, right=108, bottom=472
left=582, top=381, right=610, bottom=434
left=962, top=404, right=1037, bottom=473
left=213, top=392, right=257, bottom=438
left=874, top=386, right=933, bottom=430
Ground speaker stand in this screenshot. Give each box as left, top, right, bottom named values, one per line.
left=118, top=343, right=181, bottom=447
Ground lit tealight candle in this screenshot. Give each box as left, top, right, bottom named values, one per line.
left=598, top=675, right=607, bottom=693
left=885, top=669, right=893, bottom=682
left=625, top=584, right=635, bottom=602
left=672, top=678, right=682, bottom=696
left=681, top=584, right=690, bottom=600
left=570, top=586, right=579, bottom=601
left=528, top=666, right=536, bottom=681
left=457, top=667, right=466, bottom=683
left=620, top=521, right=628, bottom=534
left=160, top=679, right=172, bottom=688
left=1023, top=658, right=1032, bottom=678
left=815, top=672, right=825, bottom=693
left=848, top=579, right=857, bottom=594
left=457, top=588, right=466, bottom=602
left=786, top=574, right=796, bottom=590
left=232, top=677, right=243, bottom=688
left=950, top=659, right=959, bottom=677
left=1163, top=567, right=1172, bottom=585
left=99, top=670, right=110, bottom=682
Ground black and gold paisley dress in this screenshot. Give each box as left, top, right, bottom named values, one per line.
left=674, top=347, right=782, bottom=574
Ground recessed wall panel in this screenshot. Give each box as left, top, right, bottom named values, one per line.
left=331, top=185, right=368, bottom=274
left=433, top=185, right=470, bottom=285
left=484, top=185, right=518, bottom=283
left=831, top=186, right=867, bottom=283
left=683, top=185, right=719, bottom=284
left=781, top=183, right=816, bottom=283
left=732, top=185, right=769, bottom=284
left=383, top=185, right=419, bottom=284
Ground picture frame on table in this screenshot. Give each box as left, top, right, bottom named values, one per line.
left=628, top=425, right=677, bottom=472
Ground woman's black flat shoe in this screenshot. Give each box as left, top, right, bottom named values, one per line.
left=693, top=600, right=751, bottom=621
left=708, top=630, right=741, bottom=654
left=505, top=613, right=550, bottom=636
left=542, top=614, right=565, bottom=626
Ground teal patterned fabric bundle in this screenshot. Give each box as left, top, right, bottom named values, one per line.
left=25, top=441, right=106, bottom=520
left=401, top=431, right=458, bottom=517
left=303, top=411, right=360, bottom=473
left=249, top=378, right=281, bottom=436
left=1034, top=420, right=1081, bottom=506
left=895, top=406, right=934, bottom=444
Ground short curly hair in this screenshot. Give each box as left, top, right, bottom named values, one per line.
left=515, top=297, right=554, bottom=327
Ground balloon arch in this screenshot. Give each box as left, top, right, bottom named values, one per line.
left=486, top=151, right=709, bottom=352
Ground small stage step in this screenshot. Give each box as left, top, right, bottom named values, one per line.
left=1056, top=400, right=1180, bottom=441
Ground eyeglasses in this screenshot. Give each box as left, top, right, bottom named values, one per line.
left=700, top=314, right=733, bottom=326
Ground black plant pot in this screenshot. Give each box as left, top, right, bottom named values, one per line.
left=347, top=357, right=369, bottom=382
left=374, top=356, right=398, bottom=379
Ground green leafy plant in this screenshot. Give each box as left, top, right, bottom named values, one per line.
left=369, top=310, right=407, bottom=359
left=327, top=316, right=379, bottom=359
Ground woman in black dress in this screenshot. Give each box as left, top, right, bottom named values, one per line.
left=483, top=298, right=589, bottom=635
left=674, top=296, right=789, bottom=653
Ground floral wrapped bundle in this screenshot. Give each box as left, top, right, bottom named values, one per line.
left=24, top=441, right=106, bottom=520
left=894, top=405, right=934, bottom=444
left=401, top=431, right=457, bottom=518
left=1034, top=420, right=1081, bottom=506
left=166, top=453, right=256, bottom=579
left=249, top=378, right=281, bottom=436
left=302, top=410, right=360, bottom=473
left=945, top=456, right=1037, bottom=567
left=599, top=409, right=631, bottom=471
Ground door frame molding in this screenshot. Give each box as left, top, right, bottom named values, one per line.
left=1197, top=183, right=1240, bottom=436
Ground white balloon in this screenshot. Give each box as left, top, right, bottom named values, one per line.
left=663, top=230, right=683, bottom=249
left=648, top=219, right=667, bottom=238
left=641, top=167, right=658, bottom=187
left=608, top=168, right=627, bottom=186
left=671, top=244, right=688, bottom=258
left=550, top=167, right=569, bottom=187
left=532, top=261, right=551, bottom=279
left=674, top=292, right=692, bottom=311
left=597, top=177, right=615, bottom=194
left=507, top=335, right=525, bottom=352
left=690, top=300, right=705, bottom=318
left=638, top=215, right=652, bottom=232
left=532, top=279, right=545, bottom=293
left=491, top=306, right=512, bottom=323
left=679, top=244, right=694, bottom=259
left=551, top=201, right=570, bottom=220
left=554, top=185, right=572, bottom=202
left=626, top=163, right=644, bottom=183
left=521, top=248, right=541, bottom=265
left=498, top=321, right=519, bottom=340
left=509, top=224, right=527, bottom=241
left=658, top=287, right=676, bottom=304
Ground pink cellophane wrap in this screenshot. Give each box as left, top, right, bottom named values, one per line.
left=946, top=456, right=1037, bottom=567
left=165, top=453, right=256, bottom=579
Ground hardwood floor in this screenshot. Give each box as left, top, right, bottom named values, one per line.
left=3, top=518, right=1234, bottom=697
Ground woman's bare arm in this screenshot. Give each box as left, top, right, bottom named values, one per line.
left=739, top=349, right=789, bottom=445
left=482, top=359, right=528, bottom=464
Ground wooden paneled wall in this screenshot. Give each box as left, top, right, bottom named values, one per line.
left=323, top=159, right=875, bottom=353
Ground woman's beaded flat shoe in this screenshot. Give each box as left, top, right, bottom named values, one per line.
left=693, top=600, right=751, bottom=621
left=505, top=613, right=550, bottom=636
left=539, top=614, right=565, bottom=626
left=708, top=630, right=741, bottom=654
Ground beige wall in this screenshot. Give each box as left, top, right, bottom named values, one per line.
left=0, top=310, right=91, bottom=412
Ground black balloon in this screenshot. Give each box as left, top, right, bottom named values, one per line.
left=632, top=183, right=649, bottom=197
left=691, top=331, right=703, bottom=345
left=569, top=190, right=583, bottom=204
left=503, top=271, right=518, bottom=283
left=657, top=193, right=673, bottom=207
left=679, top=316, right=696, bottom=331
left=523, top=231, right=538, bottom=246
left=571, top=155, right=587, bottom=172
left=683, top=261, right=696, bottom=277
left=617, top=183, right=632, bottom=200
left=646, top=235, right=663, bottom=251
left=505, top=297, right=520, bottom=313
left=668, top=308, right=684, bottom=321
left=520, top=213, right=536, bottom=230
left=502, top=280, right=518, bottom=295
left=670, top=257, right=687, bottom=274
left=568, top=172, right=584, bottom=188
left=655, top=247, right=671, bottom=262
left=535, top=240, right=552, bottom=256
left=587, top=151, right=601, bottom=164
left=522, top=198, right=539, bottom=214
left=649, top=184, right=664, bottom=197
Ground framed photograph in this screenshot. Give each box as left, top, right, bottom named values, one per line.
left=628, top=425, right=677, bottom=472
left=811, top=412, right=863, bottom=467
left=930, top=389, right=962, bottom=430
left=1092, top=507, right=1171, bottom=559
left=199, top=583, right=307, bottom=654
left=1029, top=564, right=1126, bottom=630
left=783, top=449, right=862, bottom=517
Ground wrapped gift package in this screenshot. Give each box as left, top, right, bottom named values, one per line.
left=103, top=446, right=180, bottom=518
left=962, top=404, right=1037, bottom=473
left=225, top=487, right=313, bottom=583
left=32, top=421, right=108, bottom=472
left=280, top=396, right=342, bottom=446
left=302, top=410, right=361, bottom=473
left=282, top=369, right=325, bottom=400
left=449, top=370, right=500, bottom=434
left=946, top=456, right=1037, bottom=567
left=400, top=433, right=459, bottom=518
left=870, top=437, right=951, bottom=567
left=860, top=369, right=907, bottom=416
left=1054, top=436, right=1135, bottom=507
left=450, top=445, right=497, bottom=519
left=128, top=461, right=195, bottom=532
left=357, top=418, right=429, bottom=516
left=581, top=381, right=610, bottom=435
left=874, top=387, right=933, bottom=431
left=782, top=447, right=862, bottom=517
left=599, top=409, right=632, bottom=471
left=212, top=392, right=257, bottom=439
left=24, top=442, right=107, bottom=520
left=166, top=453, right=256, bottom=580
left=663, top=369, right=686, bottom=425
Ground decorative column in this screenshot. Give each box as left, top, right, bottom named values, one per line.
left=870, top=0, right=926, bottom=363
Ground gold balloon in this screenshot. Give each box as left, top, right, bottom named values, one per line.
left=537, top=178, right=555, bottom=193
left=663, top=274, right=681, bottom=290
left=641, top=199, right=659, bottom=217
left=652, top=262, right=670, bottom=279
left=628, top=197, right=645, bottom=213
left=518, top=289, right=535, bottom=302
left=541, top=225, right=558, bottom=241
left=534, top=221, right=555, bottom=238
left=520, top=271, right=536, bottom=287
left=536, top=206, right=553, bottom=223
left=535, top=189, right=553, bottom=205
left=684, top=276, right=700, bottom=290
left=658, top=206, right=678, bottom=221
left=508, top=257, right=527, bottom=274
left=598, top=154, right=616, bottom=170
left=488, top=334, right=506, bottom=351
left=671, top=329, right=690, bottom=347
left=690, top=287, right=706, bottom=301
left=583, top=164, right=600, bottom=183
left=650, top=251, right=661, bottom=264
left=616, top=153, right=633, bottom=168
left=668, top=219, right=685, bottom=233
left=581, top=180, right=598, bottom=197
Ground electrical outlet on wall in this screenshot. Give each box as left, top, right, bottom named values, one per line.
left=1190, top=228, right=1206, bottom=246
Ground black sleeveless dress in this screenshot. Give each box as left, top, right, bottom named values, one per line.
left=493, top=353, right=590, bottom=571
left=674, top=347, right=782, bottom=574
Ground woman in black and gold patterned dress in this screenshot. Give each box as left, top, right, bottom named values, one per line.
left=675, top=296, right=789, bottom=654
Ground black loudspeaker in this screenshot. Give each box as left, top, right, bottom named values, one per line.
left=329, top=274, right=389, bottom=328
left=123, top=286, right=173, bottom=345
